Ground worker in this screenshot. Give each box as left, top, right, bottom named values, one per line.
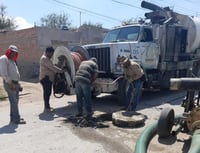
left=0, top=45, right=26, bottom=124
left=121, top=56, right=145, bottom=111
left=39, top=46, right=64, bottom=112
left=75, top=57, right=98, bottom=118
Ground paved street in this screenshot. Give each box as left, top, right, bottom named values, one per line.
left=0, top=81, right=191, bottom=153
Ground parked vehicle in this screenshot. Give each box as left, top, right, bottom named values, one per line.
left=53, top=1, right=200, bottom=104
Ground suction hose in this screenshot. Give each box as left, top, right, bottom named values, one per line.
left=188, top=129, right=200, bottom=153
left=134, top=121, right=157, bottom=153
left=134, top=115, right=182, bottom=153
left=71, top=46, right=90, bottom=71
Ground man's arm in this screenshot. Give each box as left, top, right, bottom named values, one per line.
left=91, top=72, right=98, bottom=83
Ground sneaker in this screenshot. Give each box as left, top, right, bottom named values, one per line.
left=12, top=120, right=26, bottom=124
left=44, top=107, right=54, bottom=112
left=10, top=118, right=25, bottom=122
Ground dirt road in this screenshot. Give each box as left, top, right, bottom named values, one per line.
left=0, top=81, right=191, bottom=153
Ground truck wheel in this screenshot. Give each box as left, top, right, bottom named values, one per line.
left=117, top=78, right=127, bottom=106
left=157, top=107, right=174, bottom=138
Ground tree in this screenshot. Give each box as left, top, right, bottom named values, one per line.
left=81, top=21, right=103, bottom=29
left=0, top=4, right=15, bottom=30
left=40, top=13, right=72, bottom=29
left=121, top=17, right=145, bottom=26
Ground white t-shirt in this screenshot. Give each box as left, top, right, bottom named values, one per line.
left=0, top=55, right=20, bottom=83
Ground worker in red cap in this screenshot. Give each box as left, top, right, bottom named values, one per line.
left=0, top=45, right=26, bottom=124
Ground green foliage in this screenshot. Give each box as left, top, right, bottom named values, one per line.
left=40, top=13, right=72, bottom=29
left=0, top=4, right=15, bottom=30
left=81, top=21, right=103, bottom=29
left=121, top=17, right=145, bottom=26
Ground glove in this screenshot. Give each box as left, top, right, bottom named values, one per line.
left=19, top=83, right=23, bottom=92
left=8, top=82, right=15, bottom=90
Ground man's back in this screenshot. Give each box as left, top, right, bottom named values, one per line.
left=75, top=59, right=98, bottom=84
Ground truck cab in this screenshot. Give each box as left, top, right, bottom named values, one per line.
left=82, top=24, right=160, bottom=104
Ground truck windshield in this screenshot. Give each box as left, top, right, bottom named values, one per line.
left=103, top=26, right=140, bottom=43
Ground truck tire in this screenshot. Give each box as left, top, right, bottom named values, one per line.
left=117, top=78, right=127, bottom=106
left=157, top=107, right=174, bottom=138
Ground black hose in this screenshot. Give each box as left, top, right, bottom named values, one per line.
left=141, top=1, right=164, bottom=11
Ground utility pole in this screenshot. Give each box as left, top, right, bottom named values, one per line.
left=80, top=11, right=82, bottom=27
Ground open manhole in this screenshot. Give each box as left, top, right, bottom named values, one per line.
left=112, top=110, right=146, bottom=127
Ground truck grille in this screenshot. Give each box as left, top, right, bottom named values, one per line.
left=87, top=47, right=111, bottom=72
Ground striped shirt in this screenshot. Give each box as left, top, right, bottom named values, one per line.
left=75, top=59, right=98, bottom=84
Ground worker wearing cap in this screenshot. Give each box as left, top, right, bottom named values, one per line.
left=0, top=45, right=26, bottom=124
left=121, top=56, right=145, bottom=111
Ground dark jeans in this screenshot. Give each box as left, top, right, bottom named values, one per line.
left=126, top=79, right=143, bottom=111
left=40, top=76, right=52, bottom=109
left=75, top=81, right=92, bottom=115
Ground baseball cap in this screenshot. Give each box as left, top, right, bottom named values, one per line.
left=9, top=45, right=18, bottom=52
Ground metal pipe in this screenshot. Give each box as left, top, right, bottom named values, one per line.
left=170, top=78, right=200, bottom=90
left=141, top=1, right=164, bottom=11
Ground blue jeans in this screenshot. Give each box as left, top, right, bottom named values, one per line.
left=75, top=81, right=92, bottom=115
left=3, top=81, right=21, bottom=122
left=126, top=79, right=143, bottom=111
left=40, top=76, right=52, bottom=109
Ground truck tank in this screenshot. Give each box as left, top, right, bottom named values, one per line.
left=141, top=0, right=200, bottom=53
left=175, top=14, right=200, bottom=53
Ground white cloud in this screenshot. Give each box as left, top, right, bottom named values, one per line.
left=14, top=17, right=33, bottom=30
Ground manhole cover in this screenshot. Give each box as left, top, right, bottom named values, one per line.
left=112, top=110, right=146, bottom=127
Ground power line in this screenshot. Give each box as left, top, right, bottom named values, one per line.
left=112, top=0, right=200, bottom=17
left=51, top=0, right=122, bottom=23
left=111, top=0, right=143, bottom=10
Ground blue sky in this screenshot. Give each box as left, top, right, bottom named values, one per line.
left=1, top=0, right=200, bottom=30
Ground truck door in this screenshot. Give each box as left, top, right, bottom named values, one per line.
left=132, top=28, right=159, bottom=69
